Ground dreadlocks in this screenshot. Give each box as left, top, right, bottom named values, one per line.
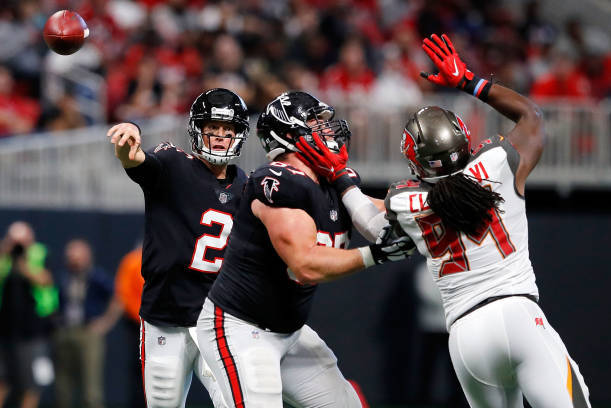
left=426, top=173, right=505, bottom=236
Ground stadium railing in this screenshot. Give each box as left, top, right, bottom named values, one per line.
left=0, top=96, right=609, bottom=211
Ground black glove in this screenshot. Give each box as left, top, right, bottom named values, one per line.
left=361, top=224, right=416, bottom=266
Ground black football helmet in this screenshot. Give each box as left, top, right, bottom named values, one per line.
left=401, top=106, right=472, bottom=182
left=188, top=88, right=249, bottom=165
left=257, top=91, right=351, bottom=161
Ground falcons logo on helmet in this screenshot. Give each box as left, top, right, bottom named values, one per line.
left=261, top=177, right=280, bottom=203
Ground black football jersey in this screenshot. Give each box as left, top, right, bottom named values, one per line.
left=126, top=142, right=247, bottom=327
left=208, top=161, right=358, bottom=333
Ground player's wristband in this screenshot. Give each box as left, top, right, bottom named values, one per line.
left=358, top=246, right=375, bottom=268
left=457, top=74, right=492, bottom=102
left=332, top=172, right=356, bottom=196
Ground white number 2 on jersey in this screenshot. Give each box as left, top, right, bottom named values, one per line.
left=189, top=209, right=234, bottom=273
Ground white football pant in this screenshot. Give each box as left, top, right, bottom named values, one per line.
left=140, top=319, right=226, bottom=408
left=449, top=296, right=590, bottom=408
left=196, top=298, right=361, bottom=408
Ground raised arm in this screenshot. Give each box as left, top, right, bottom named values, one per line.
left=251, top=199, right=413, bottom=284
left=485, top=84, right=544, bottom=194
left=107, top=122, right=146, bottom=168
left=420, top=33, right=545, bottom=195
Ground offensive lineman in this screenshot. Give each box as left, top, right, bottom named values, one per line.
left=107, top=88, right=250, bottom=408
left=196, top=91, right=413, bottom=407
left=301, top=34, right=591, bottom=408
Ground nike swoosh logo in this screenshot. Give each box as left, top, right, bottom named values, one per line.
left=269, top=169, right=282, bottom=176
left=452, top=59, right=460, bottom=77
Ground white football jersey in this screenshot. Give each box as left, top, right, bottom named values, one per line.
left=385, top=135, right=539, bottom=330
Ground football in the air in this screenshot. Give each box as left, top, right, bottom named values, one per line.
left=43, top=10, right=89, bottom=55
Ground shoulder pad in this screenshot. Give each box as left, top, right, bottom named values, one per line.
left=250, top=163, right=313, bottom=209
left=471, top=135, right=509, bottom=157
left=389, top=179, right=422, bottom=191
left=384, top=178, right=430, bottom=222
left=470, top=134, right=520, bottom=175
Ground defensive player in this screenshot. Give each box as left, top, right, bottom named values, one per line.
left=108, top=88, right=250, bottom=408
left=301, top=34, right=591, bottom=408
left=196, top=91, right=413, bottom=407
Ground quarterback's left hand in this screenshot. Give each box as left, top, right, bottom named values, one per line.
left=296, top=133, right=355, bottom=194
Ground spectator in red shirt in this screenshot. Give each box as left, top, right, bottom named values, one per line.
left=0, top=65, right=40, bottom=138
left=530, top=49, right=592, bottom=99
left=320, top=36, right=376, bottom=102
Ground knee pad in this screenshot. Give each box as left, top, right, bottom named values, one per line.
left=145, top=356, right=185, bottom=408
left=241, top=347, right=281, bottom=395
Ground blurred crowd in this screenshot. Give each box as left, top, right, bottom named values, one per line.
left=0, top=221, right=144, bottom=408
left=0, top=0, right=610, bottom=138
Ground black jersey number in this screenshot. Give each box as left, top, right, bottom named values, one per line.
left=188, top=209, right=234, bottom=274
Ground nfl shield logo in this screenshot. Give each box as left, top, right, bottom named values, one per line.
left=450, top=152, right=459, bottom=162
left=330, top=209, right=338, bottom=221
left=219, top=192, right=228, bottom=204
left=158, top=336, right=166, bottom=346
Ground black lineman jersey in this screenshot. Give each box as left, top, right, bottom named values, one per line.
left=208, top=161, right=359, bottom=333
left=126, top=142, right=247, bottom=327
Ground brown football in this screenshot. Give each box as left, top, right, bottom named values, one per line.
left=43, top=10, right=89, bottom=55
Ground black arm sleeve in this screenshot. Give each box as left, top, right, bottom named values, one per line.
left=125, top=151, right=164, bottom=192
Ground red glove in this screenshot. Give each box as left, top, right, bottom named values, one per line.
left=420, top=33, right=492, bottom=101
left=296, top=133, right=355, bottom=194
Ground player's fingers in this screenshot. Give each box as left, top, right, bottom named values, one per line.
left=441, top=34, right=456, bottom=54
left=108, top=125, right=123, bottom=142
left=106, top=124, right=121, bottom=138
left=298, top=143, right=319, bottom=165
left=130, top=130, right=141, bottom=146
left=431, top=34, right=449, bottom=55
left=428, top=74, right=446, bottom=86
left=422, top=42, right=444, bottom=66
left=422, top=37, right=445, bottom=60
left=296, top=138, right=320, bottom=163
left=109, top=129, right=124, bottom=144
left=421, top=70, right=445, bottom=85
left=128, top=141, right=140, bottom=160
left=339, top=144, right=348, bottom=160
left=117, top=132, right=133, bottom=147
left=295, top=152, right=315, bottom=168
left=296, top=136, right=315, bottom=153
left=311, top=132, right=329, bottom=154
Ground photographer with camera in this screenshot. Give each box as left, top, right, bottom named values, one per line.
left=0, top=221, right=58, bottom=408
